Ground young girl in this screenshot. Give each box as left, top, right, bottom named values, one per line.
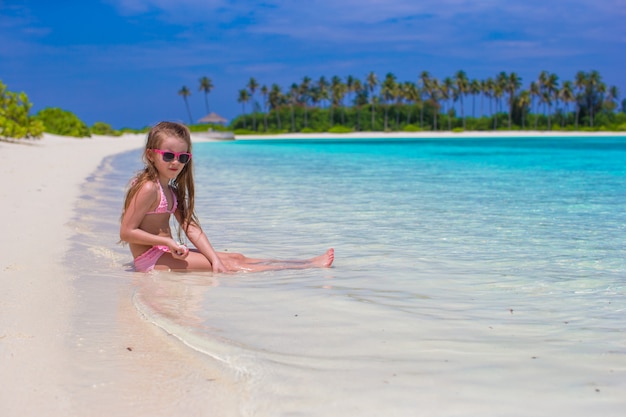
left=120, top=121, right=334, bottom=273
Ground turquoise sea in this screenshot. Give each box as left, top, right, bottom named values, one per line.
left=72, top=136, right=626, bottom=416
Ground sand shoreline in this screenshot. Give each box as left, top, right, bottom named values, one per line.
left=0, top=132, right=247, bottom=416
left=0, top=133, right=145, bottom=415
left=1, top=129, right=624, bottom=416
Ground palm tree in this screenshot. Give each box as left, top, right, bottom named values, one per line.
left=352, top=78, right=365, bottom=131
left=574, top=71, right=586, bottom=129
left=419, top=71, right=431, bottom=129
left=381, top=73, right=397, bottom=131
left=586, top=70, right=603, bottom=127
left=496, top=72, right=508, bottom=127
left=429, top=78, right=441, bottom=130
left=506, top=72, right=522, bottom=129
left=330, top=75, right=346, bottom=126
left=354, top=80, right=369, bottom=131
left=366, top=72, right=378, bottom=130
left=269, top=84, right=283, bottom=130
left=309, top=86, right=321, bottom=112
left=260, top=84, right=269, bottom=131
left=178, top=86, right=193, bottom=124
left=300, top=76, right=311, bottom=128
left=403, top=82, right=419, bottom=125
left=605, top=85, right=620, bottom=113
left=470, top=78, right=480, bottom=118
left=442, top=77, right=454, bottom=130
left=198, top=76, right=213, bottom=114
left=247, top=77, right=259, bottom=131
left=289, top=83, right=299, bottom=131
left=348, top=76, right=361, bottom=129
left=529, top=81, right=540, bottom=129
left=454, top=70, right=469, bottom=129
left=544, top=73, right=559, bottom=129
left=484, top=77, right=495, bottom=120
left=493, top=75, right=506, bottom=130
left=346, top=75, right=355, bottom=108
left=518, top=90, right=531, bottom=129
left=317, top=76, right=329, bottom=109
left=393, top=82, right=403, bottom=130
left=559, top=80, right=575, bottom=127
left=480, top=79, right=488, bottom=119
left=537, top=71, right=550, bottom=124
left=237, top=89, right=250, bottom=129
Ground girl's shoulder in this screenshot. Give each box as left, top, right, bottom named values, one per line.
left=131, top=177, right=160, bottom=201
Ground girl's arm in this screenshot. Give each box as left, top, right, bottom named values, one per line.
left=120, top=182, right=184, bottom=256
left=177, top=215, right=229, bottom=273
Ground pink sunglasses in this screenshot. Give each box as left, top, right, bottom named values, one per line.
left=151, top=149, right=192, bottom=164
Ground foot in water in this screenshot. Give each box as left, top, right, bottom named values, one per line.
left=311, top=248, right=334, bottom=268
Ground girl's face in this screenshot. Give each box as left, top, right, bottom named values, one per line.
left=148, top=135, right=190, bottom=181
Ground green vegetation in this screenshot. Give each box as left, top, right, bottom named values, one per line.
left=219, top=70, right=624, bottom=134
left=0, top=81, right=44, bottom=139
left=91, top=121, right=123, bottom=136
left=36, top=107, right=91, bottom=137
left=328, top=125, right=353, bottom=134
left=5, top=68, right=625, bottom=140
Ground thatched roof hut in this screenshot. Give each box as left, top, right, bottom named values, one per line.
left=198, top=112, right=228, bottom=124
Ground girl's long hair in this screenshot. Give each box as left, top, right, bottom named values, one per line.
left=121, top=121, right=199, bottom=243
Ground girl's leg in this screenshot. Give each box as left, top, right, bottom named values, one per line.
left=154, top=250, right=213, bottom=271
left=218, top=248, right=334, bottom=272
left=154, top=248, right=334, bottom=272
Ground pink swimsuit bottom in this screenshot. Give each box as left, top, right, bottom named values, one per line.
left=133, top=245, right=170, bottom=272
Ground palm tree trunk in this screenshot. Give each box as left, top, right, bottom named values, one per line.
left=395, top=105, right=400, bottom=130
left=508, top=93, right=513, bottom=129
left=384, top=106, right=388, bottom=131
left=184, top=99, right=193, bottom=125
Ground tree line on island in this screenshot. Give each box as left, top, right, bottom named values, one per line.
left=2, top=69, right=624, bottom=141
left=179, top=70, right=626, bottom=134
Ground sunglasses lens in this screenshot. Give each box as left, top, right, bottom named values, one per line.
left=162, top=152, right=175, bottom=162
left=178, top=154, right=190, bottom=164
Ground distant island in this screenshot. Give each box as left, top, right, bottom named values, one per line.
left=181, top=70, right=625, bottom=135
left=2, top=68, right=625, bottom=141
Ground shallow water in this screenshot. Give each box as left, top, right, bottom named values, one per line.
left=73, top=136, right=626, bottom=416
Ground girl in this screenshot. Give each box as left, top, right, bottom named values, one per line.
left=120, top=121, right=334, bottom=273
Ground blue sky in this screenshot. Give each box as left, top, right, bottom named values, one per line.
left=1, top=0, right=624, bottom=129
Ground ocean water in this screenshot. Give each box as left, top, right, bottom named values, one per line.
left=73, top=136, right=625, bottom=416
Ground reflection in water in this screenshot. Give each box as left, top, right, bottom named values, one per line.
left=134, top=272, right=219, bottom=330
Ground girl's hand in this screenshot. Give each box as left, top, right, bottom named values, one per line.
left=211, top=257, right=229, bottom=273
left=170, top=242, right=189, bottom=260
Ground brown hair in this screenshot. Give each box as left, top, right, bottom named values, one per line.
left=121, top=121, right=199, bottom=242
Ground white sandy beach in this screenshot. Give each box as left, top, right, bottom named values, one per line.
left=1, top=129, right=624, bottom=416
left=0, top=133, right=242, bottom=417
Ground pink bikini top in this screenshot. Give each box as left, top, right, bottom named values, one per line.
left=145, top=181, right=178, bottom=215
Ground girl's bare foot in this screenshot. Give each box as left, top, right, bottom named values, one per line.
left=311, top=248, right=334, bottom=268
